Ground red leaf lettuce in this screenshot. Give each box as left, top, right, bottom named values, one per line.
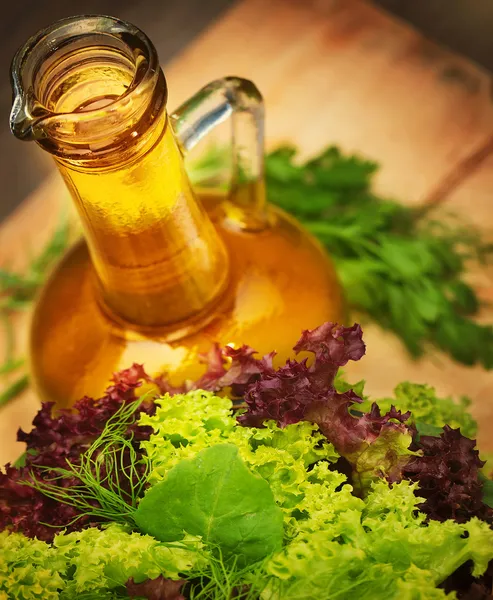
left=0, top=365, right=154, bottom=540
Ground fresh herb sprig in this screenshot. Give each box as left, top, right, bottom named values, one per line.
left=23, top=399, right=150, bottom=526
left=0, top=219, right=71, bottom=313
left=0, top=220, right=72, bottom=404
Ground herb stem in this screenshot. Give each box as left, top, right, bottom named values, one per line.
left=0, top=357, right=25, bottom=376
left=0, top=374, right=29, bottom=407
left=1, top=312, right=15, bottom=364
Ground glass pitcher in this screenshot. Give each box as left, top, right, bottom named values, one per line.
left=10, top=15, right=345, bottom=407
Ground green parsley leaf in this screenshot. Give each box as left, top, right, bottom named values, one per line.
left=262, top=146, right=493, bottom=369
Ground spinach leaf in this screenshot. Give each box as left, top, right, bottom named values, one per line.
left=134, top=444, right=284, bottom=566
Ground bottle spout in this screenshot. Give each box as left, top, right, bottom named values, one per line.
left=9, top=21, right=52, bottom=142
left=10, top=86, right=49, bottom=142
left=10, top=95, right=30, bottom=141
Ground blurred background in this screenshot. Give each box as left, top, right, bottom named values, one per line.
left=2, top=0, right=493, bottom=223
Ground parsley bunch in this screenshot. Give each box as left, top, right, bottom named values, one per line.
left=264, top=146, right=493, bottom=368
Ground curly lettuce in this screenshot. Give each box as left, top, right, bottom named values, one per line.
left=0, top=524, right=199, bottom=600
left=2, top=398, right=493, bottom=600
left=0, top=532, right=65, bottom=600
left=265, top=480, right=493, bottom=600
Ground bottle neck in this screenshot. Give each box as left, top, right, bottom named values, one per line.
left=55, top=108, right=229, bottom=329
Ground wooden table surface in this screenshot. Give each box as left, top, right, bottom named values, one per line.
left=1, top=0, right=493, bottom=465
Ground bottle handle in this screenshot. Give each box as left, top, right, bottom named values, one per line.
left=170, top=77, right=267, bottom=230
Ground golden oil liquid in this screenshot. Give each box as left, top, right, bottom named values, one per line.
left=57, top=121, right=229, bottom=327
left=30, top=193, right=346, bottom=407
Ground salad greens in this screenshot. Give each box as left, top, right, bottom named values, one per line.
left=266, top=484, right=492, bottom=600
left=1, top=322, right=493, bottom=599
left=2, top=480, right=493, bottom=599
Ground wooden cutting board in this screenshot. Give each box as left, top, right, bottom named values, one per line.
left=1, top=0, right=493, bottom=464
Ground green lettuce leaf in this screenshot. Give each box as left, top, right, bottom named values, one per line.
left=0, top=531, right=66, bottom=600
left=55, top=524, right=198, bottom=596
left=338, top=375, right=477, bottom=438
left=347, top=426, right=418, bottom=493
left=134, top=444, right=284, bottom=566
left=362, top=481, right=493, bottom=584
